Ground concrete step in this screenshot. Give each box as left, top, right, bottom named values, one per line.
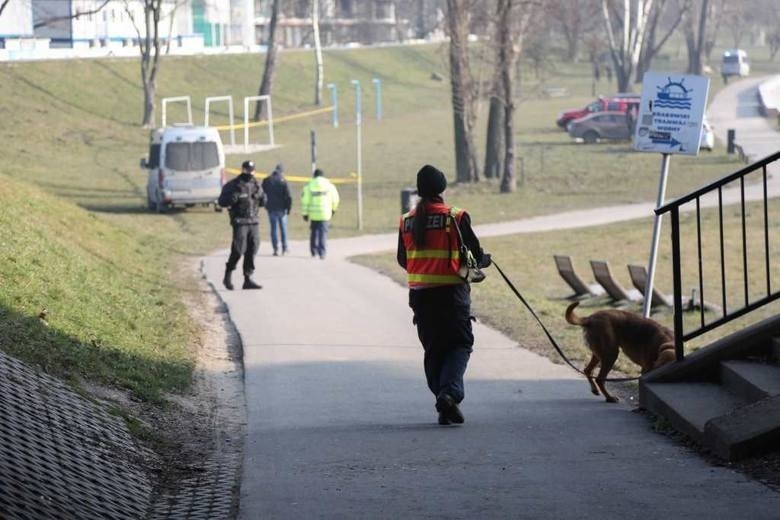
left=704, top=395, right=780, bottom=460
left=642, top=382, right=749, bottom=442
left=720, top=360, right=780, bottom=401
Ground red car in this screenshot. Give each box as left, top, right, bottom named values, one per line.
left=556, top=94, right=640, bottom=130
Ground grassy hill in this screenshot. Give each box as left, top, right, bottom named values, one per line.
left=0, top=174, right=193, bottom=401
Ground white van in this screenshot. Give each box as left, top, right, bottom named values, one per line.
left=720, top=49, right=750, bottom=82
left=140, top=125, right=225, bottom=212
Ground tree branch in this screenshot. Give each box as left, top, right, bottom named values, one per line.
left=0, top=0, right=12, bottom=18
left=33, top=0, right=111, bottom=29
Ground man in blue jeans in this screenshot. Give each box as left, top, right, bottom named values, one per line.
left=261, top=163, right=292, bottom=256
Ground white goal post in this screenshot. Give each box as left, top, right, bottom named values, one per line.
left=243, top=95, right=275, bottom=153
left=204, top=95, right=236, bottom=147
left=161, top=96, right=192, bottom=127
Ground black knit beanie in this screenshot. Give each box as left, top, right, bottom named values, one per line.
left=416, top=164, right=447, bottom=197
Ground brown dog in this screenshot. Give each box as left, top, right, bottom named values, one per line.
left=565, top=302, right=676, bottom=403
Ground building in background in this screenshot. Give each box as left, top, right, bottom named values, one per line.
left=256, top=0, right=410, bottom=48
left=0, top=2, right=34, bottom=46
left=0, top=0, right=444, bottom=61
left=27, top=0, right=197, bottom=49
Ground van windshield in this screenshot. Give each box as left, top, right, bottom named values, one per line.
left=165, top=142, right=220, bottom=170
left=723, top=55, right=740, bottom=64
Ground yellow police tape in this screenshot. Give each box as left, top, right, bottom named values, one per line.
left=214, top=106, right=336, bottom=131
left=225, top=167, right=357, bottom=185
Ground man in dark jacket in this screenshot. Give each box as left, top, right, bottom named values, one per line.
left=218, top=160, right=266, bottom=290
left=261, top=163, right=292, bottom=256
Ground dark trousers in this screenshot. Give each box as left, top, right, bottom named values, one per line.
left=409, top=284, right=474, bottom=403
left=226, top=224, right=259, bottom=276
left=309, top=220, right=329, bottom=258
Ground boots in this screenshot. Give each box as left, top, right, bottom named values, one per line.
left=223, top=267, right=234, bottom=290
left=243, top=276, right=262, bottom=290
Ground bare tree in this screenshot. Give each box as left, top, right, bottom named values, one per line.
left=755, top=0, right=780, bottom=60
left=254, top=0, right=281, bottom=121
left=446, top=0, right=479, bottom=183
left=721, top=2, right=752, bottom=49
left=124, top=0, right=166, bottom=128
left=634, top=0, right=686, bottom=82
left=493, top=0, right=537, bottom=193
left=601, top=0, right=654, bottom=93
left=679, top=0, right=713, bottom=75
left=546, top=0, right=600, bottom=62
left=313, top=0, right=324, bottom=105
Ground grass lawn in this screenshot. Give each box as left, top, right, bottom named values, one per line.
left=1, top=41, right=777, bottom=399
left=0, top=175, right=194, bottom=401
left=352, top=198, right=780, bottom=378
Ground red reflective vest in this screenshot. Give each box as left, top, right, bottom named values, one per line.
left=400, top=202, right=465, bottom=288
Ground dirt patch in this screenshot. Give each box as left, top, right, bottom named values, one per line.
left=82, top=259, right=246, bottom=517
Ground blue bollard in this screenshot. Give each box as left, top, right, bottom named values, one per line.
left=327, top=83, right=338, bottom=128
left=372, top=78, right=382, bottom=120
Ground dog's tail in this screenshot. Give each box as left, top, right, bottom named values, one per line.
left=565, top=301, right=588, bottom=326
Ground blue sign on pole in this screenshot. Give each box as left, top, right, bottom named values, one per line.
left=634, top=72, right=710, bottom=156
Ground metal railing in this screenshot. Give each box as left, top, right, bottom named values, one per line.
left=656, top=150, right=780, bottom=361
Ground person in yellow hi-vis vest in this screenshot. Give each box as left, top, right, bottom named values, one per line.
left=301, top=168, right=340, bottom=259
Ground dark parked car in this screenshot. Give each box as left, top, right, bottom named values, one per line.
left=567, top=111, right=632, bottom=144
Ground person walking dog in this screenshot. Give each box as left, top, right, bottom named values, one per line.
left=218, top=160, right=266, bottom=290
left=397, top=164, right=491, bottom=425
left=301, top=168, right=340, bottom=259
left=261, top=163, right=292, bottom=256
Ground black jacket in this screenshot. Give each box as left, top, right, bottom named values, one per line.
left=261, top=173, right=293, bottom=213
left=219, top=174, right=265, bottom=225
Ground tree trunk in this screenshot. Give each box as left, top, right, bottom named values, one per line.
left=684, top=0, right=710, bottom=75
left=483, top=95, right=504, bottom=179
left=446, top=0, right=479, bottom=183
left=142, top=78, right=156, bottom=128
left=497, top=0, right=516, bottom=193
left=133, top=0, right=163, bottom=128
left=634, top=0, right=682, bottom=84
left=255, top=0, right=281, bottom=121
left=313, top=0, right=324, bottom=106
left=601, top=0, right=652, bottom=94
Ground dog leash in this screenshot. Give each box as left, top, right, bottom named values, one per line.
left=491, top=259, right=640, bottom=383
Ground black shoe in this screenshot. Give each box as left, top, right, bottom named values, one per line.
left=223, top=269, right=234, bottom=291
left=436, top=394, right=464, bottom=424
left=273, top=250, right=279, bottom=256
left=242, top=277, right=262, bottom=290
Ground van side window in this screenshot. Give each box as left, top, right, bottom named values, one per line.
left=148, top=144, right=161, bottom=169
left=607, top=102, right=620, bottom=110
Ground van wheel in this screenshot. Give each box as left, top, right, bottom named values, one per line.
left=583, top=131, right=599, bottom=144
left=155, top=193, right=167, bottom=213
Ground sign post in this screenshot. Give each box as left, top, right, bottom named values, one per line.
left=634, top=72, right=710, bottom=317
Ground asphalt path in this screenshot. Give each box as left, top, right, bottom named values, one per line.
left=202, top=76, right=780, bottom=519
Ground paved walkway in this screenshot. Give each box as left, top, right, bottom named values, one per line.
left=203, top=77, right=780, bottom=519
